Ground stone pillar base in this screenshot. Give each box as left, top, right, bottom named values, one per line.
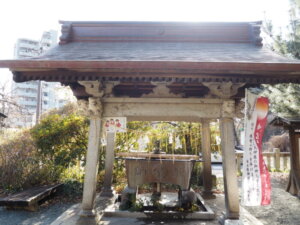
left=79, top=209, right=96, bottom=217
left=219, top=213, right=241, bottom=225
left=100, top=187, right=115, bottom=197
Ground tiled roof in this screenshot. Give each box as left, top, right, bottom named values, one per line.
left=36, top=42, right=293, bottom=63
left=11, top=21, right=296, bottom=63
left=1, top=21, right=300, bottom=84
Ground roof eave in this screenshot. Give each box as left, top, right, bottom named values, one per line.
left=1, top=60, right=300, bottom=73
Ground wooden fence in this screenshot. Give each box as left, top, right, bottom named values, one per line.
left=236, top=148, right=290, bottom=174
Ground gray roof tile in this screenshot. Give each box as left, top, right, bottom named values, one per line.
left=33, top=42, right=294, bottom=63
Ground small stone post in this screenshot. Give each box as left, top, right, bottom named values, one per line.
left=101, top=132, right=116, bottom=197
left=201, top=119, right=214, bottom=197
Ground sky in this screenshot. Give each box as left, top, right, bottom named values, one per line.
left=0, top=0, right=291, bottom=86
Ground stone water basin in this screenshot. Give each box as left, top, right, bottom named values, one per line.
left=108, top=153, right=215, bottom=220
left=116, top=153, right=201, bottom=190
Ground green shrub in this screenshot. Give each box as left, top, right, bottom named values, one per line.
left=60, top=165, right=84, bottom=183
left=0, top=103, right=88, bottom=193
left=61, top=179, right=83, bottom=197
left=0, top=131, right=60, bottom=193
left=58, top=164, right=84, bottom=198
left=31, top=113, right=88, bottom=168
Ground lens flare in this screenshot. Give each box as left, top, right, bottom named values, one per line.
left=256, top=97, right=269, bottom=119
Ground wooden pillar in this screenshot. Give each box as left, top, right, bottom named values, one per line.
left=201, top=119, right=213, bottom=197
left=286, top=129, right=300, bottom=196
left=80, top=98, right=102, bottom=217
left=100, top=132, right=116, bottom=197
left=274, top=148, right=281, bottom=171
left=220, top=117, right=239, bottom=220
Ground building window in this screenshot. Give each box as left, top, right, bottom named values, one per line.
left=43, top=101, right=48, bottom=105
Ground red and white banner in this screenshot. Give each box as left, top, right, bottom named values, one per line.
left=242, top=91, right=271, bottom=206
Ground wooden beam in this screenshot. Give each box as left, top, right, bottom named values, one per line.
left=117, top=152, right=200, bottom=160
left=102, top=97, right=222, bottom=120
left=3, top=61, right=300, bottom=76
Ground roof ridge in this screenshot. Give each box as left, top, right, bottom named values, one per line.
left=58, top=21, right=262, bottom=46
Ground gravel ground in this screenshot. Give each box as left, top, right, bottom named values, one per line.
left=244, top=173, right=300, bottom=225
left=1, top=173, right=299, bottom=225
left=0, top=201, right=74, bottom=225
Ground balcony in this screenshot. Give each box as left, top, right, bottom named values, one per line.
left=18, top=100, right=37, bottom=106
left=16, top=82, right=39, bottom=89
left=15, top=92, right=37, bottom=98
left=18, top=43, right=39, bottom=49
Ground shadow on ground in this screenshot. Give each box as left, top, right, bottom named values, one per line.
left=0, top=202, right=74, bottom=225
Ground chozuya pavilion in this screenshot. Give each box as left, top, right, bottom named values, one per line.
left=1, top=21, right=300, bottom=224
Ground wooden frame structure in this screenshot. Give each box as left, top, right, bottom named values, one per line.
left=1, top=21, right=300, bottom=223
left=270, top=116, right=300, bottom=197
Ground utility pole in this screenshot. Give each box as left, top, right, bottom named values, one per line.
left=35, top=44, right=44, bottom=125
left=36, top=80, right=42, bottom=124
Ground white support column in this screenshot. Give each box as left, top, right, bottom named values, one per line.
left=201, top=82, right=243, bottom=222
left=100, top=132, right=116, bottom=197
left=201, top=119, right=213, bottom=197
left=220, top=115, right=240, bottom=220
left=80, top=98, right=103, bottom=217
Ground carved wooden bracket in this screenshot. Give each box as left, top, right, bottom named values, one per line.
left=77, top=99, right=89, bottom=116
left=222, top=100, right=235, bottom=118
left=78, top=81, right=104, bottom=97
left=235, top=100, right=245, bottom=118
left=88, top=97, right=102, bottom=117
left=104, top=81, right=120, bottom=97
left=202, top=82, right=245, bottom=99
left=77, top=97, right=103, bottom=117
left=220, top=99, right=245, bottom=118
left=78, top=98, right=103, bottom=118
left=142, top=82, right=183, bottom=98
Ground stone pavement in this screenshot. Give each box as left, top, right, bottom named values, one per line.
left=0, top=201, right=74, bottom=225
left=50, top=194, right=263, bottom=225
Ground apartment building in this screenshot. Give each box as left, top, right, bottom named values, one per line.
left=12, top=30, right=68, bottom=128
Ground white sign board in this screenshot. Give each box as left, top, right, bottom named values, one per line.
left=103, top=117, right=127, bottom=133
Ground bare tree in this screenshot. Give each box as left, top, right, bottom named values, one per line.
left=0, top=81, right=29, bottom=130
